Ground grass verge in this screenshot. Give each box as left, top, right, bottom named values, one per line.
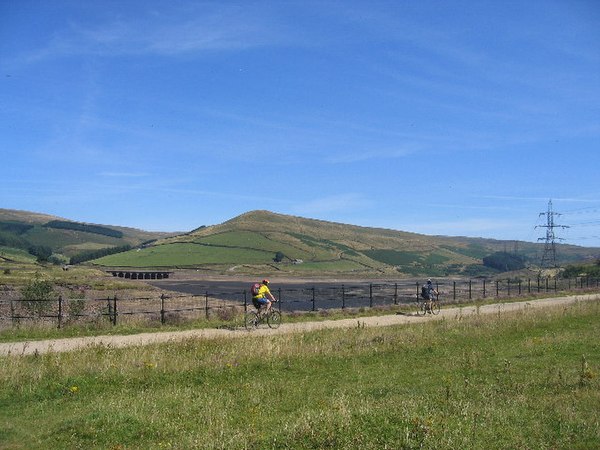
left=0, top=291, right=594, bottom=343
left=0, top=300, right=599, bottom=449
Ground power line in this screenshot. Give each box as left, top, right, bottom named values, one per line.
left=535, top=200, right=569, bottom=268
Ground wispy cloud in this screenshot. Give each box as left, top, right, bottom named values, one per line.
left=324, top=147, right=414, bottom=163
left=473, top=195, right=600, bottom=204
left=11, top=4, right=288, bottom=65
left=99, top=172, right=149, bottom=178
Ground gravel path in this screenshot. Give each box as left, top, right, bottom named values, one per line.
left=1, top=293, right=598, bottom=356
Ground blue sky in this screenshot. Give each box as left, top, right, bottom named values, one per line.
left=1, top=1, right=599, bottom=247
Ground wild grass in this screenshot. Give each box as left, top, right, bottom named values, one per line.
left=0, top=263, right=149, bottom=291
left=1, top=300, right=599, bottom=449
left=0, top=291, right=593, bottom=343
left=0, top=302, right=400, bottom=343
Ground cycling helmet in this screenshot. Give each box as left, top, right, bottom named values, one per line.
left=262, top=279, right=270, bottom=285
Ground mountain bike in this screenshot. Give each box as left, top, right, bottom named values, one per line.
left=416, top=296, right=440, bottom=316
left=244, top=305, right=282, bottom=330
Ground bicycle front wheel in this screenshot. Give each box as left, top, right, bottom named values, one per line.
left=245, top=311, right=259, bottom=330
left=416, top=301, right=426, bottom=316
left=267, top=310, right=281, bottom=329
left=431, top=301, right=441, bottom=315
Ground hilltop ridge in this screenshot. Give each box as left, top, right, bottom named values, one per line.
left=91, top=210, right=597, bottom=277
left=3, top=208, right=597, bottom=278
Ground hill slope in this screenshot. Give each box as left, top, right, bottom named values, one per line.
left=91, top=210, right=599, bottom=277
left=0, top=208, right=177, bottom=263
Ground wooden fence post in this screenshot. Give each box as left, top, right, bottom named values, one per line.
left=112, top=295, right=118, bottom=326
left=160, top=294, right=166, bottom=325
left=312, top=287, right=316, bottom=311
left=10, top=299, right=16, bottom=327
left=205, top=291, right=209, bottom=320
left=107, top=296, right=112, bottom=323
left=57, top=295, right=63, bottom=329
left=369, top=283, right=373, bottom=308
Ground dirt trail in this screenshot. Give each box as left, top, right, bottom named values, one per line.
left=1, top=293, right=598, bottom=356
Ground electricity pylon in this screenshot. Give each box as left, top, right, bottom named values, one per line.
left=536, top=199, right=569, bottom=268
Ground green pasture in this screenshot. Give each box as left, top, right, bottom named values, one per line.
left=92, top=231, right=388, bottom=272
left=94, top=242, right=276, bottom=267
left=0, top=246, right=36, bottom=264
left=24, top=226, right=124, bottom=254
left=1, top=300, right=598, bottom=449
left=62, top=242, right=119, bottom=254
left=191, top=230, right=376, bottom=264
left=193, top=231, right=317, bottom=260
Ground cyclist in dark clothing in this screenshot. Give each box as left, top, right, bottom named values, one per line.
left=423, top=279, right=438, bottom=313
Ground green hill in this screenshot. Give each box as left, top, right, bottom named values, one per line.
left=0, top=208, right=177, bottom=264
left=91, top=210, right=599, bottom=277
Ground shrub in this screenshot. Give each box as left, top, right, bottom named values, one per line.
left=20, top=277, right=55, bottom=317
left=28, top=245, right=53, bottom=262
left=483, top=252, right=526, bottom=272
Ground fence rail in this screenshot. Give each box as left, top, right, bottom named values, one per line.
left=1, top=277, right=598, bottom=329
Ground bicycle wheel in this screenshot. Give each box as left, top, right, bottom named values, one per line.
left=431, top=301, right=441, bottom=315
left=416, top=301, right=427, bottom=316
left=244, top=311, right=259, bottom=330
left=267, top=310, right=281, bottom=329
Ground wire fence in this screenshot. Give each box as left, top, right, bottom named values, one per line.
left=1, top=277, right=598, bottom=329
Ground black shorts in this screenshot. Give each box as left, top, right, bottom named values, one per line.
left=252, top=297, right=269, bottom=309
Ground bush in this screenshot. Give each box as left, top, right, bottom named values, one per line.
left=28, top=245, right=53, bottom=262
left=563, top=262, right=600, bottom=278
left=483, top=252, right=526, bottom=272
left=20, top=277, right=55, bottom=317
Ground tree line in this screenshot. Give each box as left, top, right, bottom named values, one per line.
left=43, top=220, right=124, bottom=238
left=69, top=245, right=133, bottom=264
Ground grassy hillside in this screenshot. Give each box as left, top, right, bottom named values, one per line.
left=4, top=208, right=595, bottom=278
left=0, top=208, right=177, bottom=262
left=1, top=300, right=598, bottom=449
left=92, top=210, right=598, bottom=277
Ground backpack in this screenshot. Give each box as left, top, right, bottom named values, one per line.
left=250, top=282, right=262, bottom=296
left=421, top=285, right=428, bottom=299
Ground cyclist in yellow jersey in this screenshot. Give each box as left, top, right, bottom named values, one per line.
left=252, top=279, right=277, bottom=315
